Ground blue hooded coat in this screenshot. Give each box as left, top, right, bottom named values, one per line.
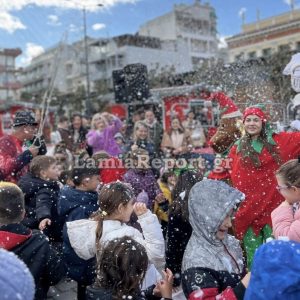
left=245, top=240, right=300, bottom=300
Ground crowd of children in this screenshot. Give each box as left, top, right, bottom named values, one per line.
left=2, top=102, right=300, bottom=300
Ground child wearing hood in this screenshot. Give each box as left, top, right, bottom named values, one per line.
left=182, top=179, right=250, bottom=300
left=245, top=240, right=300, bottom=300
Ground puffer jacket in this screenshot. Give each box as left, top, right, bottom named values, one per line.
left=58, top=185, right=99, bottom=223
left=18, top=172, right=62, bottom=241
left=65, top=210, right=165, bottom=289
left=182, top=179, right=246, bottom=300
left=123, top=169, right=161, bottom=208
left=58, top=185, right=99, bottom=285
left=86, top=117, right=122, bottom=156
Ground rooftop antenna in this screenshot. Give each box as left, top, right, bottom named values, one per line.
left=256, top=9, right=260, bottom=21
left=241, top=10, right=246, bottom=26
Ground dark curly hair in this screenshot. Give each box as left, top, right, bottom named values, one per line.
left=95, top=236, right=148, bottom=300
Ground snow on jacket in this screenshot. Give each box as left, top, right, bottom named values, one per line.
left=143, top=120, right=164, bottom=153
left=58, top=185, right=99, bottom=223
left=0, top=135, right=33, bottom=183
left=182, top=179, right=246, bottom=300
left=244, top=240, right=300, bottom=300
left=126, top=139, right=156, bottom=159
left=123, top=169, right=162, bottom=208
left=18, top=172, right=63, bottom=241
left=271, top=204, right=300, bottom=242
left=87, top=117, right=122, bottom=156
left=58, top=186, right=98, bottom=285
left=0, top=223, right=65, bottom=299
left=226, top=132, right=300, bottom=240
left=66, top=210, right=165, bottom=288
left=166, top=212, right=192, bottom=287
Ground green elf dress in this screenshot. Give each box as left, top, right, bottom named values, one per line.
left=226, top=105, right=300, bottom=268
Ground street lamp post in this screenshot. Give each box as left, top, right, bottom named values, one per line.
left=82, top=3, right=103, bottom=117
left=82, top=7, right=91, bottom=117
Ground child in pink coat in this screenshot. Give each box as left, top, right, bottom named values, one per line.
left=271, top=158, right=300, bottom=241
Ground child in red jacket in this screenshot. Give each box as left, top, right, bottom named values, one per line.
left=92, top=151, right=126, bottom=184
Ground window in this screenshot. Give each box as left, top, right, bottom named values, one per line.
left=248, top=51, right=256, bottom=59
left=262, top=48, right=272, bottom=57
left=65, top=64, right=73, bottom=75
left=278, top=44, right=290, bottom=52
left=235, top=53, right=244, bottom=61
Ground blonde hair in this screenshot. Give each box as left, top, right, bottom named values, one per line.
left=133, top=121, right=148, bottom=141
left=91, top=113, right=108, bottom=130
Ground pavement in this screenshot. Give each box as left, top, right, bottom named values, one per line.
left=47, top=278, right=77, bottom=300
left=47, top=278, right=187, bottom=300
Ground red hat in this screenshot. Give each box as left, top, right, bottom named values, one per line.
left=243, top=105, right=267, bottom=123
left=209, top=92, right=242, bottom=119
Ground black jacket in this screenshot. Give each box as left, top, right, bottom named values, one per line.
left=59, top=186, right=99, bottom=286
left=58, top=185, right=99, bottom=223
left=165, top=213, right=192, bottom=287
left=0, top=223, right=65, bottom=300
left=18, top=173, right=63, bottom=241
left=69, top=125, right=93, bottom=155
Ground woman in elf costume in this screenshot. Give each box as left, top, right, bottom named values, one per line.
left=224, top=104, right=300, bottom=268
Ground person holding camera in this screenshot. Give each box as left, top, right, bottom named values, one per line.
left=0, top=111, right=46, bottom=183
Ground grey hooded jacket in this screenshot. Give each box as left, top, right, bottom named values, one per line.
left=182, top=179, right=245, bottom=274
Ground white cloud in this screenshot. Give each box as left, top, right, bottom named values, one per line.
left=0, top=11, right=26, bottom=33
left=69, top=23, right=80, bottom=33
left=47, top=14, right=61, bottom=26
left=19, top=43, right=45, bottom=66
left=283, top=0, right=300, bottom=8
left=238, top=7, right=247, bottom=19
left=0, top=0, right=139, bottom=13
left=0, top=0, right=139, bottom=33
left=92, top=23, right=106, bottom=31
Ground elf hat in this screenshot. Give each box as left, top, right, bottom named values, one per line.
left=209, top=92, right=242, bottom=119
left=243, top=103, right=268, bottom=123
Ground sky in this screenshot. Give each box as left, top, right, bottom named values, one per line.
left=0, top=0, right=298, bottom=66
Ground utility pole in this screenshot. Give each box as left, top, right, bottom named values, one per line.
left=82, top=7, right=91, bottom=117
left=82, top=3, right=103, bottom=117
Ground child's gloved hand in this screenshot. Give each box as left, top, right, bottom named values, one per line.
left=39, top=218, right=51, bottom=230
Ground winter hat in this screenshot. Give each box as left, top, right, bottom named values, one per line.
left=136, top=190, right=149, bottom=205
left=0, top=249, right=35, bottom=300
left=243, top=103, right=267, bottom=123
left=209, top=92, right=242, bottom=119
left=13, top=111, right=38, bottom=127
left=245, top=240, right=300, bottom=300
